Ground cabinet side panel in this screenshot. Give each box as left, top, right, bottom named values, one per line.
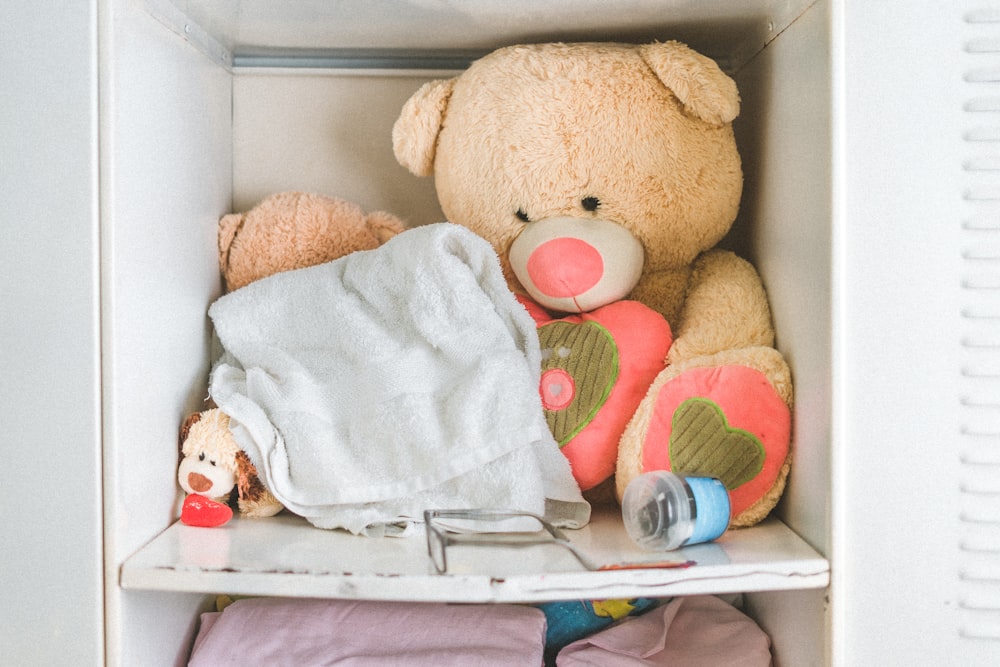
left=100, top=0, right=232, bottom=663
left=745, top=588, right=829, bottom=667
left=835, top=0, right=999, bottom=664
left=734, top=0, right=833, bottom=557
left=0, top=1, right=104, bottom=664
left=734, top=2, right=832, bottom=664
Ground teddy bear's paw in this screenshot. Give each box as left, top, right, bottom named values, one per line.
left=628, top=350, right=792, bottom=525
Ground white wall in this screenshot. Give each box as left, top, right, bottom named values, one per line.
left=0, top=1, right=104, bottom=664
left=232, top=69, right=448, bottom=225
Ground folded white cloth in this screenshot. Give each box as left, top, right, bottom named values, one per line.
left=208, top=223, right=590, bottom=534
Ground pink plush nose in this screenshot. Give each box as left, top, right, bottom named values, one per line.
left=526, top=237, right=604, bottom=298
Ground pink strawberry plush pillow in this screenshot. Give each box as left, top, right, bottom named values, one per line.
left=393, top=41, right=793, bottom=526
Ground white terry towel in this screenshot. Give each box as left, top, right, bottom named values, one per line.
left=208, top=223, right=590, bottom=535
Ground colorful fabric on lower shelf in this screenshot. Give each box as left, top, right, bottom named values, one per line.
left=187, top=594, right=771, bottom=666
left=556, top=595, right=772, bottom=666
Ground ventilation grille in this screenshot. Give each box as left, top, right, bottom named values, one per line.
left=959, top=5, right=1000, bottom=643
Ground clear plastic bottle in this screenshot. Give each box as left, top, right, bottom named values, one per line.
left=621, top=471, right=731, bottom=550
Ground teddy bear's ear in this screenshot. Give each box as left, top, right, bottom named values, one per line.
left=640, top=41, right=740, bottom=126
left=392, top=78, right=456, bottom=177
left=218, top=212, right=245, bottom=288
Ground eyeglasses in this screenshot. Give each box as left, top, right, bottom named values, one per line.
left=423, top=509, right=697, bottom=575
left=423, top=509, right=600, bottom=574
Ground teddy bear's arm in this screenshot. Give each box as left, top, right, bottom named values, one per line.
left=667, top=249, right=775, bottom=365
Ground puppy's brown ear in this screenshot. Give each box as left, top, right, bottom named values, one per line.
left=235, top=450, right=267, bottom=504
left=179, top=412, right=202, bottom=449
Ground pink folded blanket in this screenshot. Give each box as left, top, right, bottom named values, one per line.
left=188, top=597, right=547, bottom=666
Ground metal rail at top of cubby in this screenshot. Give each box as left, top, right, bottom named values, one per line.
left=139, top=0, right=823, bottom=75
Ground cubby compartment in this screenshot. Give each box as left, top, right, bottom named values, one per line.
left=17, top=0, right=1000, bottom=665
left=98, top=0, right=834, bottom=664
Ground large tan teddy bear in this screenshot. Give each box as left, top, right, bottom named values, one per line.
left=393, top=41, right=792, bottom=527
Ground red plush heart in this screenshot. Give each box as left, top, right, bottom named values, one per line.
left=181, top=493, right=233, bottom=527
left=520, top=296, right=672, bottom=490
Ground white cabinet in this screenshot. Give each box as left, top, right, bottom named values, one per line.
left=2, top=1, right=998, bottom=665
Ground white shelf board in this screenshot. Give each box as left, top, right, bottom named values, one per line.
left=121, top=505, right=828, bottom=603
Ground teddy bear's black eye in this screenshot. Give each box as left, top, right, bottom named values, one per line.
left=198, top=453, right=205, bottom=461
left=515, top=208, right=531, bottom=223
left=582, top=196, right=600, bottom=212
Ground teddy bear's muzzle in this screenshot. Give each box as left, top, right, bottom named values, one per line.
left=509, top=216, right=644, bottom=313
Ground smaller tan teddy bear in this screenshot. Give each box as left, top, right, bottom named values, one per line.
left=179, top=191, right=407, bottom=526
left=219, top=191, right=406, bottom=291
